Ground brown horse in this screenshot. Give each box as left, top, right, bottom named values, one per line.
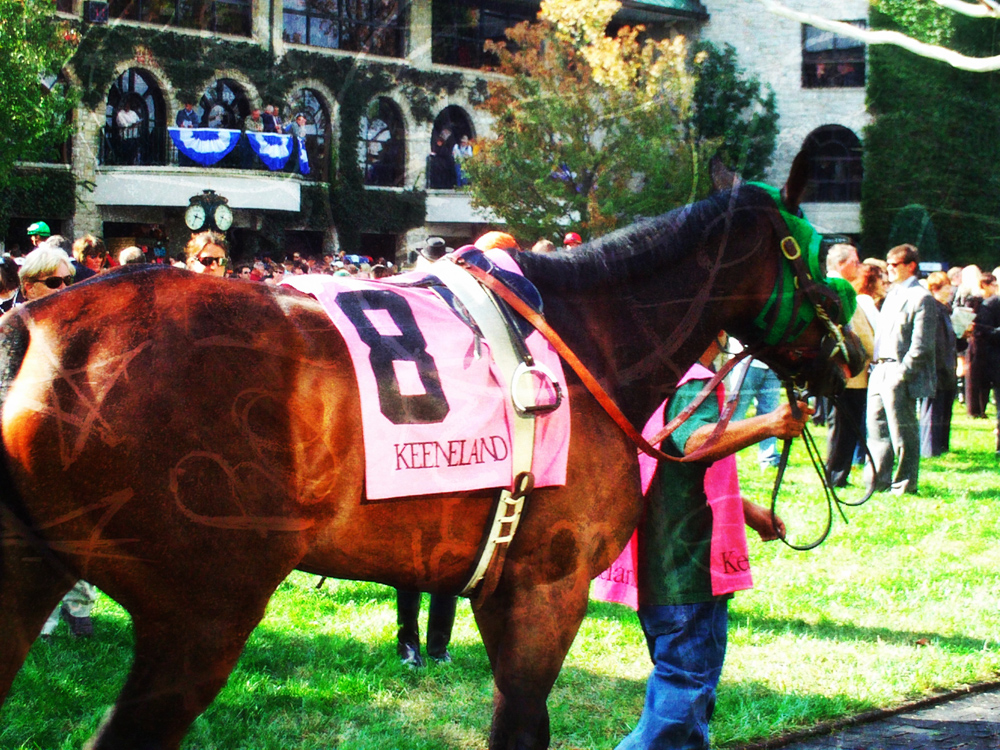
left=0, top=177, right=860, bottom=749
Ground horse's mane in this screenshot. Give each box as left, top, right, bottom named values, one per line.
left=517, top=186, right=771, bottom=293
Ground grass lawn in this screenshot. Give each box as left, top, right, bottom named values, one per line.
left=2, top=410, right=998, bottom=749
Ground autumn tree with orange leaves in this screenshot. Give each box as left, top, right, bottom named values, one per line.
left=466, top=1, right=736, bottom=244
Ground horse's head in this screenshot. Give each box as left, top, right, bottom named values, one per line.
left=722, top=153, right=866, bottom=398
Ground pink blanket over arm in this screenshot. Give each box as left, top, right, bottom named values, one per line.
left=592, top=363, right=752, bottom=610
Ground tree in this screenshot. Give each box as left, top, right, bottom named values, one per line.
left=0, top=0, right=76, bottom=230
left=464, top=0, right=713, bottom=244
left=861, top=1, right=1000, bottom=266
left=691, top=42, right=778, bottom=182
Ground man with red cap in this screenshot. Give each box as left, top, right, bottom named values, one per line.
left=564, top=232, right=582, bottom=248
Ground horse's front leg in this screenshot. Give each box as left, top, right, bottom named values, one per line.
left=473, top=566, right=592, bottom=750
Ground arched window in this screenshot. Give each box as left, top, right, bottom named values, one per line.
left=103, top=68, right=166, bottom=166
left=198, top=79, right=251, bottom=130
left=358, top=97, right=405, bottom=187
left=288, top=88, right=331, bottom=181
left=802, top=125, right=862, bottom=203
left=427, top=105, right=475, bottom=189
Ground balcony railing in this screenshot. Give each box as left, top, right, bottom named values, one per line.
left=99, top=126, right=329, bottom=181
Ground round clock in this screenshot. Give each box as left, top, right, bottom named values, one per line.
left=185, top=203, right=206, bottom=231
left=213, top=203, right=234, bottom=232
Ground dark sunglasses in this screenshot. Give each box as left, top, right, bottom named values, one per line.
left=198, top=256, right=228, bottom=267
left=35, top=275, right=74, bottom=289
left=83, top=249, right=107, bottom=258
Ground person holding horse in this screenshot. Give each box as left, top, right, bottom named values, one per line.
left=613, top=334, right=811, bottom=750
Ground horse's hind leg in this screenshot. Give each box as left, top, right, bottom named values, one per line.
left=474, top=574, right=591, bottom=750
left=0, top=547, right=75, bottom=705
left=85, top=589, right=275, bottom=750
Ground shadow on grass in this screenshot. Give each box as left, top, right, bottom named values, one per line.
left=3, top=604, right=939, bottom=750
left=731, top=614, right=991, bottom=654
left=585, top=600, right=990, bottom=655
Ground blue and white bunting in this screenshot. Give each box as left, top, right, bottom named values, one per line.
left=169, top=128, right=241, bottom=166
left=296, top=137, right=310, bottom=175
left=246, top=132, right=293, bottom=171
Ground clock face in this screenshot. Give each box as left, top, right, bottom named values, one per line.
left=185, top=203, right=206, bottom=231
left=214, top=203, right=234, bottom=232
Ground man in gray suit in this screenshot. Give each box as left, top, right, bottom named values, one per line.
left=867, top=244, right=937, bottom=494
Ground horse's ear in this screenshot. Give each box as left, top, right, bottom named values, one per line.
left=709, top=155, right=741, bottom=193
left=781, top=150, right=810, bottom=214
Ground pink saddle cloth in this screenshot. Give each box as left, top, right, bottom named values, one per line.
left=592, top=363, right=752, bottom=609
left=282, top=261, right=570, bottom=500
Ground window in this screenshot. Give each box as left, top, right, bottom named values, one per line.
left=198, top=79, right=251, bottom=130
left=432, top=1, right=534, bottom=68
left=288, top=88, right=331, bottom=181
left=108, top=0, right=251, bottom=36
left=283, top=0, right=405, bottom=57
left=802, top=22, right=865, bottom=88
left=102, top=68, right=166, bottom=166
left=427, top=105, right=474, bottom=189
left=802, top=126, right=862, bottom=203
left=358, top=97, right=405, bottom=187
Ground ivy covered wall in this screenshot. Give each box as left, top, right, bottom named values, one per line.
left=863, top=1, right=1000, bottom=267
left=70, top=25, right=478, bottom=252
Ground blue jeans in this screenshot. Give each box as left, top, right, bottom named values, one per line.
left=736, top=365, right=781, bottom=466
left=616, top=601, right=729, bottom=750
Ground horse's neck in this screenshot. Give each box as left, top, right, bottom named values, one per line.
left=538, top=272, right=737, bottom=427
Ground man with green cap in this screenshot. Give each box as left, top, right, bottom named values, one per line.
left=27, top=221, right=51, bottom=247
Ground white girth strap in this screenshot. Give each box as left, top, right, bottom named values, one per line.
left=428, top=258, right=541, bottom=596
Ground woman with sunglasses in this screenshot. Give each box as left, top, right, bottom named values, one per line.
left=184, top=231, right=230, bottom=277
left=18, top=245, right=76, bottom=304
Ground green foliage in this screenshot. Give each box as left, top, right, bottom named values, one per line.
left=0, top=0, right=76, bottom=194
left=870, top=0, right=953, bottom=45
left=863, top=5, right=1000, bottom=267
left=465, top=2, right=713, bottom=245
left=888, top=204, right=940, bottom=261
left=692, top=42, right=778, bottom=182
left=0, top=166, right=76, bottom=240
left=2, top=412, right=998, bottom=748
left=465, top=5, right=776, bottom=245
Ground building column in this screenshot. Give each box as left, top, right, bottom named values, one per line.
left=73, top=103, right=104, bottom=238
left=408, top=0, right=433, bottom=69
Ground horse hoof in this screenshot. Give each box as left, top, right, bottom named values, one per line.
left=398, top=643, right=424, bottom=668
left=428, top=649, right=452, bottom=664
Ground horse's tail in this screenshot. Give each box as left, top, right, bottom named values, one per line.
left=0, top=312, right=71, bottom=589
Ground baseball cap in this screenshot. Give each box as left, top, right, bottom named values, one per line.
left=27, top=221, right=51, bottom=238
left=564, top=232, right=582, bottom=245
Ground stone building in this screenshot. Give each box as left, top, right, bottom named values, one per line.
left=8, top=0, right=866, bottom=263
left=701, top=0, right=869, bottom=240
